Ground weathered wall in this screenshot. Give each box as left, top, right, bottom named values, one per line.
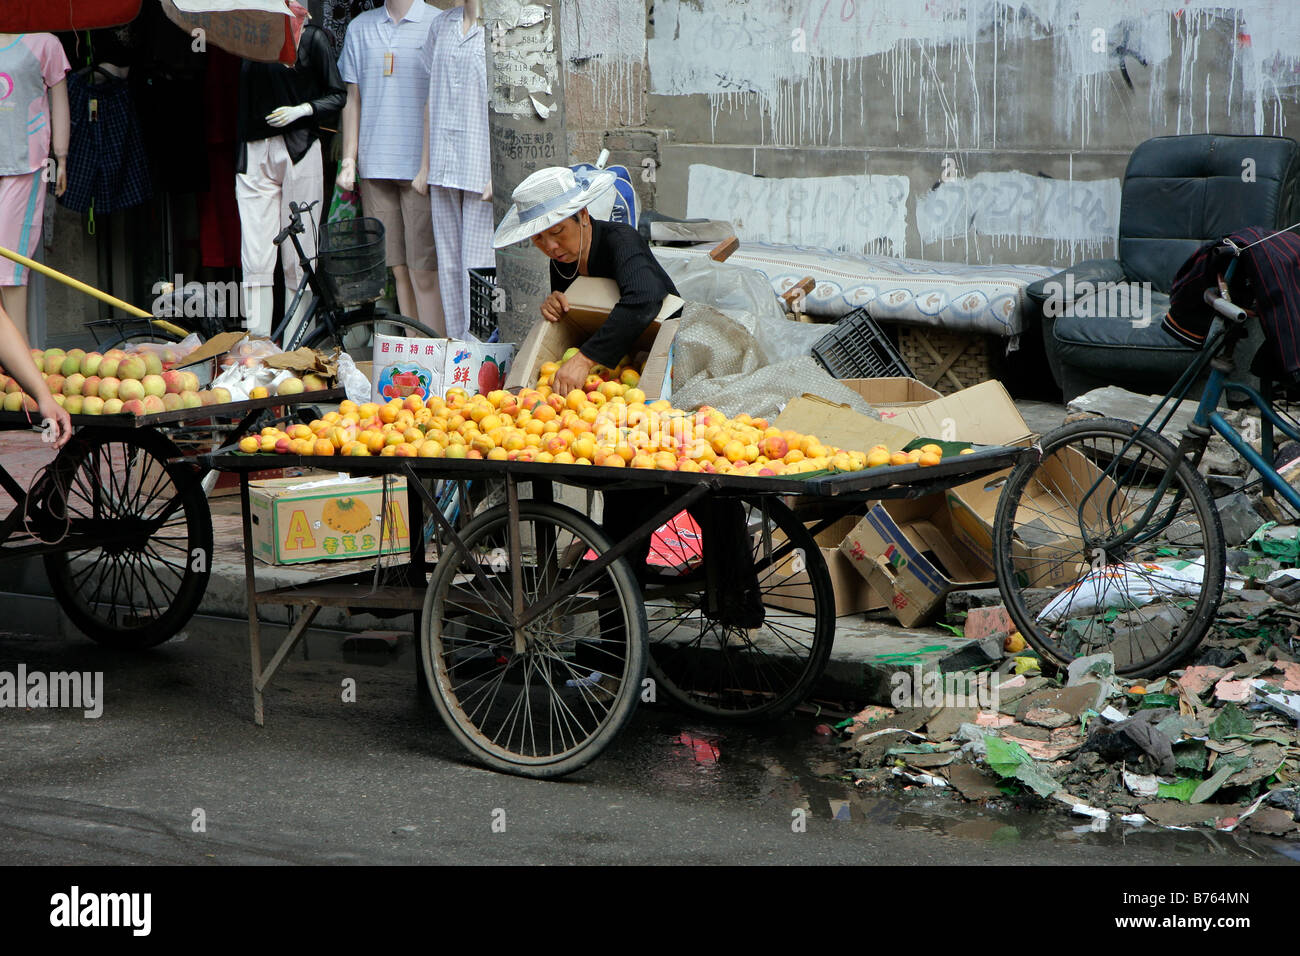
left=560, top=0, right=1300, bottom=269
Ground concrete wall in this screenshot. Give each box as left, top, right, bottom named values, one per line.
left=561, top=0, right=1300, bottom=270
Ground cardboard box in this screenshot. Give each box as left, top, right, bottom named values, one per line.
left=887, top=380, right=1032, bottom=446
left=773, top=392, right=919, bottom=455
left=371, top=336, right=515, bottom=403
left=839, top=377, right=942, bottom=427
left=769, top=514, right=890, bottom=616
left=248, top=475, right=410, bottom=565
left=503, top=276, right=683, bottom=398
left=839, top=496, right=995, bottom=627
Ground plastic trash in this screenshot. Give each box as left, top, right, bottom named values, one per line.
left=1037, top=557, right=1208, bottom=622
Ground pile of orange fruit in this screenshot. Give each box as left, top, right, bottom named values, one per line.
left=236, top=369, right=953, bottom=475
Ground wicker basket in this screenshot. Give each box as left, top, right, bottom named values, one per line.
left=897, top=326, right=996, bottom=395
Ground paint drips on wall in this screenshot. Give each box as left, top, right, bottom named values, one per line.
left=561, top=0, right=646, bottom=125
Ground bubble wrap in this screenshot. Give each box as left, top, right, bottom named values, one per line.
left=669, top=302, right=880, bottom=421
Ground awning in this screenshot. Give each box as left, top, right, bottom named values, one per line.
left=0, top=1, right=144, bottom=32
left=0, top=1, right=306, bottom=66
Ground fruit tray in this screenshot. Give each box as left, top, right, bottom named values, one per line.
left=206, top=442, right=1027, bottom=500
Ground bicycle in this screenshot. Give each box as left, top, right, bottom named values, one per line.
left=993, top=242, right=1298, bottom=677
left=94, top=200, right=439, bottom=363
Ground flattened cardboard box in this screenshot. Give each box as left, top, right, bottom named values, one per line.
left=840, top=496, right=995, bottom=627
left=504, top=276, right=683, bottom=399
left=839, top=377, right=942, bottom=426
left=773, top=393, right=919, bottom=456
left=768, top=514, right=890, bottom=616
left=249, top=476, right=409, bottom=565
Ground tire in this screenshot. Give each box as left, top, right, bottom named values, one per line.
left=100, top=325, right=185, bottom=350
left=421, top=500, right=646, bottom=778
left=992, top=418, right=1226, bottom=678
left=641, top=496, right=835, bottom=720
left=301, top=311, right=440, bottom=366
left=42, top=427, right=213, bottom=649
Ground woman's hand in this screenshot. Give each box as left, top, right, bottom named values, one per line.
left=554, top=351, right=594, bottom=397
left=36, top=395, right=72, bottom=449
left=480, top=181, right=493, bottom=202
left=411, top=162, right=428, bottom=196
left=540, top=291, right=569, bottom=323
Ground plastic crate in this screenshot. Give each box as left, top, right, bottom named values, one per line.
left=810, top=307, right=914, bottom=379
left=319, top=217, right=386, bottom=307
left=468, top=266, right=500, bottom=341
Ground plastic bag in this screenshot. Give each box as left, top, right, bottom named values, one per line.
left=336, top=352, right=374, bottom=405
left=1036, top=557, right=1207, bottom=623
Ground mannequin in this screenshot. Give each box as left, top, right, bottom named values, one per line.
left=0, top=33, right=70, bottom=347
left=235, top=16, right=345, bottom=339
left=415, top=0, right=493, bottom=340
left=338, top=0, right=444, bottom=333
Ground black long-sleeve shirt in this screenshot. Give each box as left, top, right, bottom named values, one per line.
left=236, top=23, right=345, bottom=172
left=550, top=219, right=682, bottom=367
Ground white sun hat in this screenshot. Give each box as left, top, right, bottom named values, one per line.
left=492, top=166, right=619, bottom=248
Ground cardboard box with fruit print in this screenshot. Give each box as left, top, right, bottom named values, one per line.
left=371, top=335, right=514, bottom=403
left=248, top=475, right=409, bottom=565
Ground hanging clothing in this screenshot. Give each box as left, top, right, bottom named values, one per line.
left=236, top=137, right=323, bottom=291
left=337, top=0, right=433, bottom=182
left=59, top=69, right=153, bottom=214
left=1165, top=226, right=1300, bottom=382
left=200, top=47, right=241, bottom=269
left=421, top=6, right=489, bottom=195
left=236, top=22, right=345, bottom=174
left=429, top=185, right=493, bottom=339
left=0, top=171, right=44, bottom=286
left=0, top=33, right=70, bottom=176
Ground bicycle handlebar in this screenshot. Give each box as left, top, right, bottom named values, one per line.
left=1204, top=287, right=1248, bottom=323
left=273, top=199, right=321, bottom=247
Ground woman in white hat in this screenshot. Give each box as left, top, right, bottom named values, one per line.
left=494, top=165, right=681, bottom=397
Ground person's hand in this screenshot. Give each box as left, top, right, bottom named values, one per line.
left=554, top=352, right=594, bottom=397
left=54, top=156, right=67, bottom=197
left=338, top=157, right=357, bottom=192
left=37, top=395, right=72, bottom=449
left=480, top=181, right=493, bottom=202
left=540, top=291, right=569, bottom=323
left=411, top=163, right=428, bottom=196
left=266, top=103, right=313, bottom=128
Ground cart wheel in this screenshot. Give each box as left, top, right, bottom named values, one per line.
left=42, top=427, right=213, bottom=649
left=641, top=496, right=835, bottom=720
left=422, top=500, right=646, bottom=778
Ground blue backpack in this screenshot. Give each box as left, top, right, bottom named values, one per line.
left=570, top=162, right=640, bottom=229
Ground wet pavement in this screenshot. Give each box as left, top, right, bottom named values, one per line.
left=0, top=620, right=1295, bottom=865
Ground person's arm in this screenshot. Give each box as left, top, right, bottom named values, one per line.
left=338, top=83, right=360, bottom=190
left=0, top=303, right=70, bottom=447
left=49, top=77, right=69, bottom=197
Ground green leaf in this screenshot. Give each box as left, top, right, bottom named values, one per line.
left=1191, top=756, right=1250, bottom=804
left=1139, top=693, right=1180, bottom=710
left=1209, top=703, right=1253, bottom=741
left=984, top=735, right=1032, bottom=777
left=1157, top=777, right=1200, bottom=802
left=935, top=622, right=964, bottom=637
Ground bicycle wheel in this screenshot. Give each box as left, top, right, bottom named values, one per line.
left=993, top=417, right=1225, bottom=678
left=42, top=427, right=213, bottom=649
left=421, top=500, right=646, bottom=778
left=641, top=496, right=835, bottom=720
left=301, top=311, right=440, bottom=366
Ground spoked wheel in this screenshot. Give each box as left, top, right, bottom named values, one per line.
left=421, top=500, right=646, bottom=778
left=993, top=418, right=1226, bottom=678
left=302, top=310, right=440, bottom=367
left=641, top=496, right=835, bottom=720
left=42, top=427, right=213, bottom=649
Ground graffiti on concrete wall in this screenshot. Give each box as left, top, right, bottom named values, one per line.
left=686, top=164, right=910, bottom=257
left=645, top=0, right=1300, bottom=145
left=915, top=170, right=1122, bottom=261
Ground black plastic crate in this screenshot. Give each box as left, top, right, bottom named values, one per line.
left=319, top=217, right=386, bottom=307
left=811, top=307, right=914, bottom=379
left=468, top=267, right=499, bottom=341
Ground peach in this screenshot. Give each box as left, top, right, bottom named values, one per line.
left=278, top=376, right=305, bottom=396
left=81, top=375, right=101, bottom=397
left=181, top=391, right=202, bottom=408
left=98, top=377, right=120, bottom=400
left=81, top=352, right=103, bottom=377
left=42, top=350, right=65, bottom=375
left=117, top=378, right=145, bottom=401
left=121, top=399, right=145, bottom=416
left=141, top=395, right=166, bottom=415
left=211, top=387, right=232, bottom=405
left=142, top=352, right=164, bottom=377
left=98, top=356, right=120, bottom=379
left=162, top=393, right=184, bottom=411
left=141, top=374, right=166, bottom=398
left=238, top=436, right=260, bottom=453
left=45, top=373, right=65, bottom=394
left=81, top=395, right=105, bottom=415
left=102, top=398, right=124, bottom=415
left=63, top=394, right=84, bottom=415
left=2, top=391, right=23, bottom=412
left=60, top=355, right=82, bottom=376
left=302, top=372, right=328, bottom=391
left=118, top=356, right=147, bottom=381
left=249, top=386, right=269, bottom=400
left=179, top=371, right=200, bottom=393
left=63, top=373, right=86, bottom=396
left=162, top=370, right=185, bottom=394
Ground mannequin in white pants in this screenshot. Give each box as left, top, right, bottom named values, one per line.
left=337, top=0, right=444, bottom=333
left=235, top=21, right=344, bottom=340
left=414, top=0, right=493, bottom=340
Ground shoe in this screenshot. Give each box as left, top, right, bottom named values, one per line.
left=565, top=670, right=619, bottom=704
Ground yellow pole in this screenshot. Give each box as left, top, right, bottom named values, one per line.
left=0, top=244, right=153, bottom=319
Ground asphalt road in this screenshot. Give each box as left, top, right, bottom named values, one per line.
left=0, top=623, right=1293, bottom=866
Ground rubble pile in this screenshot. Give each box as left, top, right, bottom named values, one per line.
left=841, top=642, right=1300, bottom=835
